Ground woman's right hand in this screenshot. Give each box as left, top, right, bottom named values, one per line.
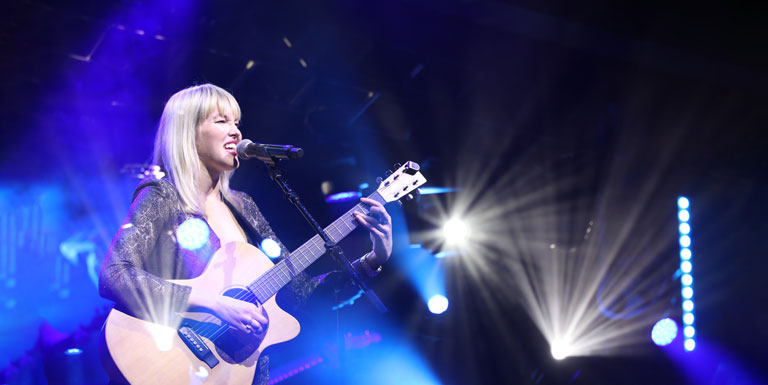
left=213, top=295, right=269, bottom=335
left=188, top=288, right=269, bottom=335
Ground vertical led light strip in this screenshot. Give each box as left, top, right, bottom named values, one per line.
left=677, top=197, right=696, bottom=351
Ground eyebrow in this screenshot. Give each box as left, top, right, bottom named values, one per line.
left=214, top=114, right=240, bottom=125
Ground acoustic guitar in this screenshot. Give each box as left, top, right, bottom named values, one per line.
left=100, top=161, right=427, bottom=384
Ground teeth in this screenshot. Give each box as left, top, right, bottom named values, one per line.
left=224, top=143, right=235, bottom=150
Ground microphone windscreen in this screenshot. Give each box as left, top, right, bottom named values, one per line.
left=236, top=139, right=253, bottom=159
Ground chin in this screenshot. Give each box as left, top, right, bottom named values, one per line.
left=227, top=158, right=240, bottom=171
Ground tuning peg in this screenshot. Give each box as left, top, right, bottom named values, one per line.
left=393, top=162, right=402, bottom=169
left=385, top=170, right=393, bottom=176
left=405, top=194, right=414, bottom=201
left=376, top=177, right=383, bottom=184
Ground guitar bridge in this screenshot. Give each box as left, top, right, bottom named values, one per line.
left=178, top=326, right=219, bottom=369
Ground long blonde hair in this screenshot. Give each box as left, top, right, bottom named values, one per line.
left=152, top=83, right=241, bottom=215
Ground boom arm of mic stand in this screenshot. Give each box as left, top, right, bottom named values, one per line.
left=265, top=163, right=388, bottom=313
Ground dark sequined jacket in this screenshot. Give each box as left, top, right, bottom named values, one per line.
left=99, top=177, right=319, bottom=384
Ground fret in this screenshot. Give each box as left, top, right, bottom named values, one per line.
left=266, top=270, right=281, bottom=288
left=244, top=190, right=394, bottom=306
left=326, top=228, right=337, bottom=243
left=283, top=257, right=299, bottom=274
left=298, top=248, right=312, bottom=266
left=277, top=264, right=291, bottom=281
left=254, top=287, right=268, bottom=304
left=312, top=239, right=324, bottom=254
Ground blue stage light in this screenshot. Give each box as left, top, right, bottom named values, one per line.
left=434, top=250, right=460, bottom=259
left=677, top=196, right=696, bottom=352
left=177, top=218, right=209, bottom=250
left=651, top=318, right=678, bottom=346
left=326, top=191, right=361, bottom=203
left=419, top=187, right=459, bottom=195
left=260, top=238, right=282, bottom=259
left=427, top=295, right=449, bottom=314
left=64, top=348, right=83, bottom=356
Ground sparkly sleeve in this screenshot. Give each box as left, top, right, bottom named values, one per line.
left=98, top=181, right=192, bottom=321
left=233, top=191, right=318, bottom=305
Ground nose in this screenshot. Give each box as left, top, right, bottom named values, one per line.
left=229, top=124, right=241, bottom=141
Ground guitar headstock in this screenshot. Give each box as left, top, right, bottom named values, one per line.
left=376, top=161, right=427, bottom=204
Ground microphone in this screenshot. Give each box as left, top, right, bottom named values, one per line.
left=236, top=139, right=304, bottom=162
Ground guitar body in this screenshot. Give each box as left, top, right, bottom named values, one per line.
left=101, top=242, right=300, bottom=385
left=100, top=161, right=428, bottom=384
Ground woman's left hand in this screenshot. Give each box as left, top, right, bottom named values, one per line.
left=354, top=197, right=393, bottom=266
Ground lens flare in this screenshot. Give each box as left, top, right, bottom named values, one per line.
left=442, top=218, right=468, bottom=245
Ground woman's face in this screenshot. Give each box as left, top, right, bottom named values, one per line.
left=196, top=105, right=241, bottom=175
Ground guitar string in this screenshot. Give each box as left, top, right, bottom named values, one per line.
left=188, top=204, right=352, bottom=339
left=200, top=203, right=367, bottom=341
left=199, top=229, right=333, bottom=340
left=188, top=198, right=379, bottom=343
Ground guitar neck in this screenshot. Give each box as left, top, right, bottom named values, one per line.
left=246, top=191, right=385, bottom=303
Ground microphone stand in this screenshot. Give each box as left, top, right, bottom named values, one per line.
left=261, top=158, right=388, bottom=314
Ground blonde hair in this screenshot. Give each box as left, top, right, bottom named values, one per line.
left=152, top=83, right=242, bottom=215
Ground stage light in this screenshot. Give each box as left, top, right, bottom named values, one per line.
left=325, top=191, right=361, bottom=203
left=442, top=218, right=468, bottom=244
left=260, top=238, right=282, bottom=259
left=434, top=250, right=459, bottom=259
left=64, top=348, right=83, bottom=356
left=550, top=339, right=573, bottom=360
left=427, top=295, right=449, bottom=314
left=678, top=196, right=696, bottom=352
left=177, top=218, right=209, bottom=250
left=419, top=187, right=459, bottom=195
left=651, top=318, right=678, bottom=346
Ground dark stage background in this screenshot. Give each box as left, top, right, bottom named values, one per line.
left=1, top=1, right=766, bottom=384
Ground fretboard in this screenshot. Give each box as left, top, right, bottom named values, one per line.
left=247, top=191, right=385, bottom=303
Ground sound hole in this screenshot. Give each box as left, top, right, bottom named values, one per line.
left=222, top=287, right=260, bottom=305
left=213, top=287, right=263, bottom=364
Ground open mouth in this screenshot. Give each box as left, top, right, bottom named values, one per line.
left=224, top=142, right=237, bottom=155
